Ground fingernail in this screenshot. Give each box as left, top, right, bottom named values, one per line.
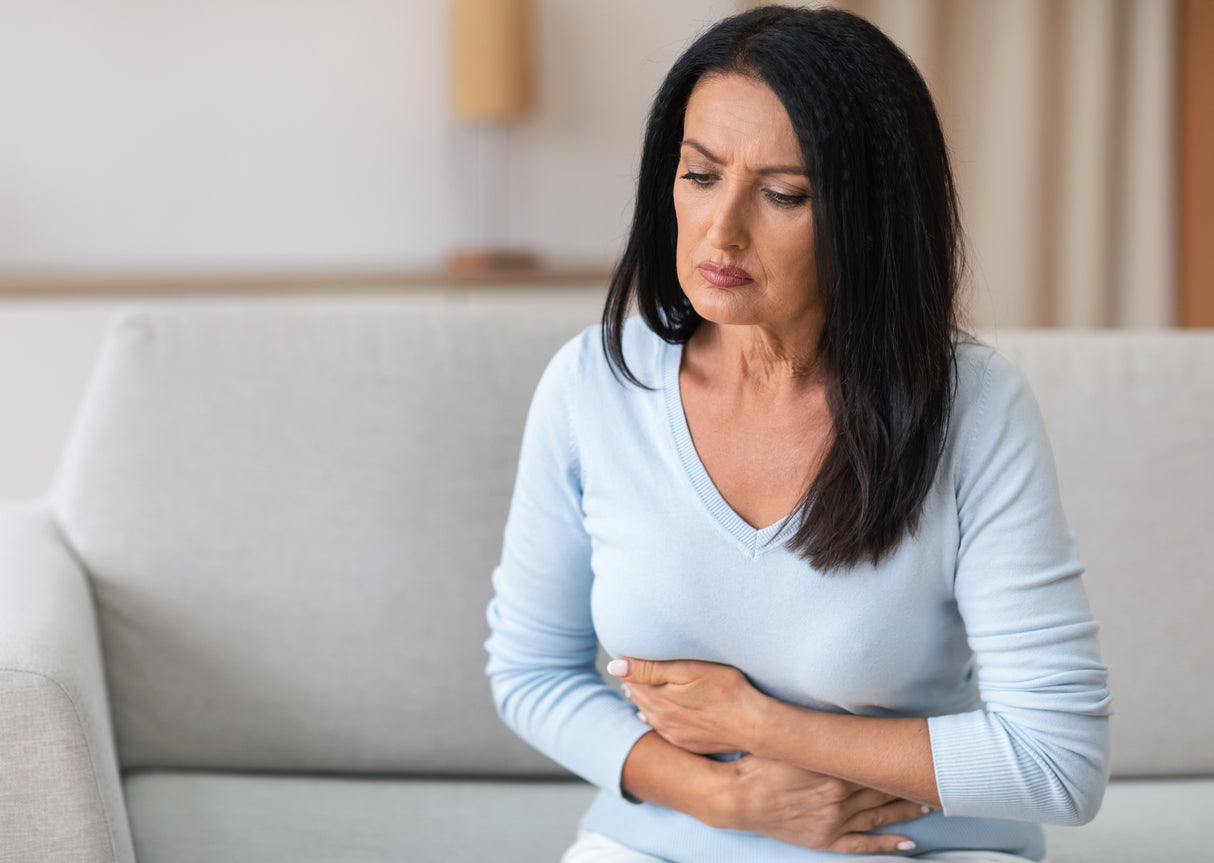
left=920, top=805, right=933, bottom=814
left=637, top=711, right=649, bottom=724
left=896, top=841, right=916, bottom=851
left=607, top=659, right=629, bottom=677
left=621, top=684, right=631, bottom=699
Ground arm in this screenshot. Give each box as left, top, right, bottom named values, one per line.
left=927, top=351, right=1111, bottom=824
left=615, top=658, right=940, bottom=808
left=622, top=729, right=928, bottom=854
left=485, top=338, right=650, bottom=791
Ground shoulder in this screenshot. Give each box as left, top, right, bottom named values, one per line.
left=526, top=317, right=666, bottom=439
left=523, top=317, right=666, bottom=476
left=948, top=336, right=1054, bottom=482
left=951, top=337, right=1037, bottom=427
left=541, top=315, right=666, bottom=393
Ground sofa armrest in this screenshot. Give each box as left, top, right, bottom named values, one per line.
left=0, top=502, right=134, bottom=863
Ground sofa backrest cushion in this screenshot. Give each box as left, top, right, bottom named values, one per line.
left=54, top=309, right=1214, bottom=780
left=52, top=292, right=604, bottom=775
left=989, top=331, right=1214, bottom=778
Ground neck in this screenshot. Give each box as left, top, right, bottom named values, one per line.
left=690, top=321, right=825, bottom=390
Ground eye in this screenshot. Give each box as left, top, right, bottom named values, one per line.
left=679, top=171, right=716, bottom=188
left=764, top=189, right=810, bottom=209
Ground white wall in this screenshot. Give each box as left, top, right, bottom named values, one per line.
left=0, top=0, right=738, bottom=273
left=0, top=298, right=128, bottom=499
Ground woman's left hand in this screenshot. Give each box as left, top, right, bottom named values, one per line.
left=607, top=657, right=768, bottom=755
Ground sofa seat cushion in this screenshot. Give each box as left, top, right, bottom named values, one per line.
left=127, top=773, right=1214, bottom=862
left=1042, top=778, right=1212, bottom=862
left=123, top=771, right=598, bottom=863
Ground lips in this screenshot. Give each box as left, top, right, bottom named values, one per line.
left=697, top=261, right=754, bottom=287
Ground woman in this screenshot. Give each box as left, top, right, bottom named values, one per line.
left=486, top=6, right=1110, bottom=862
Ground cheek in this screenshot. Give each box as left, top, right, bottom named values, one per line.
left=673, top=200, right=704, bottom=281
left=673, top=194, right=694, bottom=253
left=794, top=237, right=816, bottom=281
left=767, top=223, right=815, bottom=282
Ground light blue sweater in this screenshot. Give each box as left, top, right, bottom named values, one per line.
left=485, top=319, right=1111, bottom=862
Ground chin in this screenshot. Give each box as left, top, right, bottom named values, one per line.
left=684, top=284, right=762, bottom=327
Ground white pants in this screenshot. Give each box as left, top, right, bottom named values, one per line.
left=560, top=830, right=1042, bottom=863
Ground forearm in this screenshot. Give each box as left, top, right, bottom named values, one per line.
left=487, top=656, right=653, bottom=791
left=620, top=731, right=726, bottom=826
left=614, top=657, right=942, bottom=809
left=752, top=699, right=941, bottom=809
left=621, top=728, right=928, bottom=854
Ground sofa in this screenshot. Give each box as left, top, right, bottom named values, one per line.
left=1, top=292, right=1210, bottom=862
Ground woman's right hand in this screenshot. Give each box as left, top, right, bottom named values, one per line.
left=706, top=754, right=928, bottom=854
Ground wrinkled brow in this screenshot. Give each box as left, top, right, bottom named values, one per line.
left=681, top=139, right=807, bottom=177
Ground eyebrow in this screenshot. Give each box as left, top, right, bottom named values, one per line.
left=681, top=139, right=807, bottom=177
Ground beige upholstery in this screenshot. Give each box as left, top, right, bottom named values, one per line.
left=0, top=297, right=1210, bottom=863
left=0, top=503, right=134, bottom=863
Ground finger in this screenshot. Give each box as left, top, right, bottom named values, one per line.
left=843, top=798, right=932, bottom=834
left=827, top=833, right=917, bottom=855
left=607, top=657, right=668, bottom=685
left=839, top=786, right=900, bottom=815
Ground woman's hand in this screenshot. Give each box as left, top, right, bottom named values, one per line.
left=611, top=656, right=942, bottom=809
left=620, top=732, right=928, bottom=855
left=608, top=657, right=766, bottom=754
left=710, top=754, right=926, bottom=853
left=610, top=656, right=935, bottom=852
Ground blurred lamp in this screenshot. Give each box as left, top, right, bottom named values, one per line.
left=451, top=0, right=532, bottom=120
left=448, top=0, right=537, bottom=271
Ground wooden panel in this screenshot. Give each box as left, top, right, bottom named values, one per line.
left=0, top=265, right=611, bottom=299
left=1181, top=0, right=1214, bottom=326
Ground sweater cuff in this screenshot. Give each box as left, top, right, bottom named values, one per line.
left=928, top=709, right=1035, bottom=819
left=595, top=712, right=654, bottom=799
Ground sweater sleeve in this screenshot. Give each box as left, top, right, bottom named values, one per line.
left=484, top=335, right=651, bottom=794
left=927, top=350, right=1112, bottom=825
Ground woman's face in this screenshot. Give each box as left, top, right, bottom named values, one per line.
left=674, top=73, right=818, bottom=338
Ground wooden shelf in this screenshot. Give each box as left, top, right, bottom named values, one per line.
left=0, top=263, right=614, bottom=299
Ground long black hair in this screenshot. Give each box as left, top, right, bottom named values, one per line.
left=602, top=5, right=964, bottom=571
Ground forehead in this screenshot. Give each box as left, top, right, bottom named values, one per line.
left=682, top=74, right=803, bottom=167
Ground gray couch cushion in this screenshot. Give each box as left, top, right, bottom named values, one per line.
left=990, top=332, right=1214, bottom=777
left=52, top=292, right=604, bottom=774
left=123, top=771, right=598, bottom=863
left=1042, top=779, right=1213, bottom=862
left=124, top=772, right=1210, bottom=863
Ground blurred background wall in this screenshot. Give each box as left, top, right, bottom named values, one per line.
left=0, top=0, right=1207, bottom=498
left=0, top=0, right=742, bottom=275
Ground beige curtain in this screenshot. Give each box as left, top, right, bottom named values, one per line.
left=741, top=0, right=1177, bottom=328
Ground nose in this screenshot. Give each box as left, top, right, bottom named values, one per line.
left=706, top=183, right=750, bottom=250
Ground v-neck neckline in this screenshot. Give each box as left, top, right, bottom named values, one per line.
left=662, top=339, right=798, bottom=558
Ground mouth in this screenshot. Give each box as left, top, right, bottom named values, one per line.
left=697, top=261, right=754, bottom=288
